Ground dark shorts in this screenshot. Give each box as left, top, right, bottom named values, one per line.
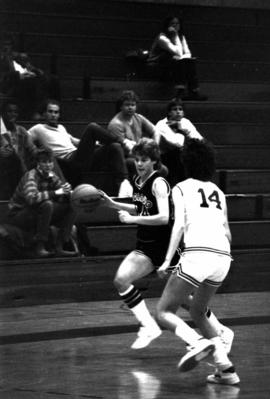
left=135, top=239, right=180, bottom=269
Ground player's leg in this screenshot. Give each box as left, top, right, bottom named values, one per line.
left=114, top=250, right=161, bottom=349
left=191, top=283, right=240, bottom=385
left=156, top=273, right=215, bottom=372
left=184, top=294, right=234, bottom=354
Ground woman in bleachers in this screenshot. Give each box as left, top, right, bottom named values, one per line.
left=147, top=15, right=207, bottom=101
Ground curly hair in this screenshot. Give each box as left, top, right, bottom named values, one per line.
left=182, top=138, right=216, bottom=181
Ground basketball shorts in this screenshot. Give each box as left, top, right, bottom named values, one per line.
left=135, top=239, right=180, bottom=269
left=175, top=250, right=231, bottom=288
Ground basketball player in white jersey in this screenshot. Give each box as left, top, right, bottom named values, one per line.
left=156, top=138, right=240, bottom=385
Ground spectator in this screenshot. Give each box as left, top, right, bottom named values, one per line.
left=108, top=90, right=167, bottom=188
left=8, top=147, right=77, bottom=258
left=28, top=99, right=129, bottom=196
left=147, top=16, right=207, bottom=100
left=0, top=100, right=37, bottom=199
left=156, top=98, right=203, bottom=186
left=0, top=37, right=61, bottom=119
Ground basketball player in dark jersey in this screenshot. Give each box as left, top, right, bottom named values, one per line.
left=102, top=137, right=177, bottom=349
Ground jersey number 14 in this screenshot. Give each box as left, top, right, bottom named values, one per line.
left=198, top=188, right=222, bottom=210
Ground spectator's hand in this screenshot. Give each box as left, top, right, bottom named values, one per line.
left=61, top=182, right=72, bottom=194
left=21, top=71, right=36, bottom=79
left=157, top=260, right=171, bottom=279
left=172, top=55, right=181, bottom=61
left=118, top=210, right=133, bottom=224
left=55, top=188, right=65, bottom=196
left=0, top=146, right=14, bottom=158
left=123, top=138, right=136, bottom=153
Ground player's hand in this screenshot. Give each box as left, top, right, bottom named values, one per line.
left=157, top=260, right=171, bottom=279
left=99, top=190, right=114, bottom=207
left=118, top=210, right=133, bottom=224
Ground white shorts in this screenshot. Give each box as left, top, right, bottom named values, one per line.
left=176, top=250, right=231, bottom=288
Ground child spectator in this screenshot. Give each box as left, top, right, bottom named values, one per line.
left=147, top=16, right=207, bottom=100
left=8, top=147, right=77, bottom=258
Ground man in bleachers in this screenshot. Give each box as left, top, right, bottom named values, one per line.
left=0, top=100, right=37, bottom=199
left=155, top=97, right=203, bottom=186
left=28, top=99, right=129, bottom=195
left=108, top=90, right=167, bottom=192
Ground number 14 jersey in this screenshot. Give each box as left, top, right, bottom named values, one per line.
left=175, top=178, right=231, bottom=255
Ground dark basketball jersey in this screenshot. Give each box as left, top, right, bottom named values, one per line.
left=132, top=171, right=173, bottom=243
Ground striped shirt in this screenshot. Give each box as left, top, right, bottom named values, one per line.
left=9, top=167, right=63, bottom=211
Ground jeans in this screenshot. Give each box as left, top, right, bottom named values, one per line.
left=8, top=200, right=76, bottom=243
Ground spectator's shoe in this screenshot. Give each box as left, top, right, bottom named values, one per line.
left=219, top=326, right=234, bottom=354
left=34, top=242, right=53, bottom=258
left=55, top=249, right=78, bottom=257
left=178, top=338, right=214, bottom=372
left=131, top=325, right=162, bottom=350
left=207, top=366, right=240, bottom=385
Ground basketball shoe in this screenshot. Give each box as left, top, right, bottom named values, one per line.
left=131, top=325, right=162, bottom=350
left=178, top=338, right=215, bottom=372
left=207, top=366, right=240, bottom=385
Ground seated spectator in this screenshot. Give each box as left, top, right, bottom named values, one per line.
left=7, top=147, right=77, bottom=258
left=108, top=90, right=167, bottom=190
left=28, top=99, right=129, bottom=196
left=156, top=98, right=203, bottom=186
left=0, top=100, right=65, bottom=200
left=147, top=16, right=207, bottom=101
left=0, top=37, right=61, bottom=119
left=0, top=100, right=37, bottom=199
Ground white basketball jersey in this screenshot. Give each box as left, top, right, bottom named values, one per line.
left=176, top=178, right=230, bottom=254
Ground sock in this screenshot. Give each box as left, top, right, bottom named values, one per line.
left=175, top=319, right=203, bottom=346
left=120, top=285, right=159, bottom=329
left=206, top=309, right=223, bottom=334
left=210, top=336, right=232, bottom=369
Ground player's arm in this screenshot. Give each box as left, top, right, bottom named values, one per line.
left=100, top=191, right=136, bottom=214
left=70, top=135, right=80, bottom=147
left=119, top=177, right=169, bottom=225
left=157, top=186, right=184, bottom=276
left=224, top=201, right=232, bottom=243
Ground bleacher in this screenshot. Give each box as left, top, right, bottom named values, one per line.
left=1, top=0, right=270, bottom=307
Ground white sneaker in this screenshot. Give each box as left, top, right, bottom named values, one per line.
left=178, top=338, right=215, bottom=372
left=131, top=325, right=162, bottom=350
left=219, top=326, right=234, bottom=354
left=118, top=179, right=133, bottom=197
left=207, top=368, right=240, bottom=385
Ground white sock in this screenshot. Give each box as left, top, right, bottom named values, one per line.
left=175, top=320, right=203, bottom=346
left=210, top=336, right=232, bottom=368
left=207, top=311, right=223, bottom=334
left=131, top=300, right=160, bottom=330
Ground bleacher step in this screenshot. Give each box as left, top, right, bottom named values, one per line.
left=0, top=249, right=269, bottom=307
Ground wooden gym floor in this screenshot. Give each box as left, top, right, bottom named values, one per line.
left=0, top=291, right=269, bottom=399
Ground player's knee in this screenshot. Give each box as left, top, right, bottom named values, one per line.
left=113, top=274, right=128, bottom=291
left=156, top=306, right=167, bottom=326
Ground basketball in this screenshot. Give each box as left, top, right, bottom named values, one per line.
left=71, top=184, right=102, bottom=215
